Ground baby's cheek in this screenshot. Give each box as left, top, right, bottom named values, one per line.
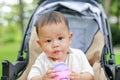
left=44, top=46, right=52, bottom=52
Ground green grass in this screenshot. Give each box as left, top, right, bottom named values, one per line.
left=115, top=54, right=120, bottom=64
left=106, top=53, right=120, bottom=65
left=0, top=42, right=20, bottom=77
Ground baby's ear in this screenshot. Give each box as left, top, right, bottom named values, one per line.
left=69, top=32, right=73, bottom=44
left=36, top=40, right=41, bottom=47
left=69, top=32, right=73, bottom=40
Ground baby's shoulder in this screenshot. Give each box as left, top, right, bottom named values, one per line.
left=37, top=52, right=47, bottom=59
left=69, top=48, right=86, bottom=58
left=70, top=48, right=84, bottom=54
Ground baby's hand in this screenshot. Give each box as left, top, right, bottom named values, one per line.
left=69, top=72, right=80, bottom=80
left=42, top=68, right=57, bottom=80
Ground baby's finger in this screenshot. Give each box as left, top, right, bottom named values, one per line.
left=47, top=69, right=57, bottom=78
left=50, top=72, right=58, bottom=78
left=69, top=72, right=75, bottom=76
left=47, top=68, right=55, bottom=74
left=70, top=76, right=75, bottom=80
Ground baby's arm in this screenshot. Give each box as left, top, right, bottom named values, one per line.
left=69, top=72, right=94, bottom=80
left=30, top=68, right=57, bottom=80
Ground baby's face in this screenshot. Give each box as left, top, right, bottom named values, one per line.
left=38, top=22, right=72, bottom=61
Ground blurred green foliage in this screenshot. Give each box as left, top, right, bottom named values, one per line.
left=111, top=25, right=120, bottom=46
left=110, top=0, right=119, bottom=15
left=0, top=24, right=22, bottom=44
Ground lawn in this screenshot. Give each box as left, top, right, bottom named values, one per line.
left=0, top=42, right=20, bottom=77
left=115, top=54, right=120, bottom=64
left=0, top=42, right=120, bottom=78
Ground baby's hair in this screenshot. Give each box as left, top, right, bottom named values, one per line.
left=36, top=11, right=69, bottom=35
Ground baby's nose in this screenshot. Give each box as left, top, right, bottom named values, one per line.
left=53, top=40, right=59, bottom=48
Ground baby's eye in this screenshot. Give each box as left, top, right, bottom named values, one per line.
left=46, top=40, right=51, bottom=43
left=58, top=37, right=63, bottom=40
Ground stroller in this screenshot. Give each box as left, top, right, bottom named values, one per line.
left=1, top=0, right=120, bottom=80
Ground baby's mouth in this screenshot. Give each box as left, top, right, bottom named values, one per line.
left=53, top=50, right=60, bottom=54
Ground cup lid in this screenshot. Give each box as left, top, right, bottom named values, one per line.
left=53, top=62, right=70, bottom=71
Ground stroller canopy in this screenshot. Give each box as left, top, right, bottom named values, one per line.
left=28, top=0, right=105, bottom=52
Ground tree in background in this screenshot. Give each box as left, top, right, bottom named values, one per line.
left=103, top=0, right=120, bottom=46
left=104, top=0, right=111, bottom=16
left=19, top=0, right=24, bottom=33
left=0, top=0, right=35, bottom=43
left=0, top=0, right=119, bottom=45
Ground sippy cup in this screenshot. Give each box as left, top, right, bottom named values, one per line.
left=53, top=62, right=71, bottom=80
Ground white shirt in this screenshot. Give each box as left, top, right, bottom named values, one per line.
left=27, top=48, right=94, bottom=80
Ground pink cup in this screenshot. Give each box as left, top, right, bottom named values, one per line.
left=53, top=62, right=71, bottom=80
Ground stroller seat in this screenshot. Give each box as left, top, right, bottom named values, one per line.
left=18, top=3, right=106, bottom=79
left=18, top=27, right=106, bottom=80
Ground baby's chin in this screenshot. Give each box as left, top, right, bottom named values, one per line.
left=50, top=55, right=65, bottom=61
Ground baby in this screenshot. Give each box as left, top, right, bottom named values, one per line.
left=28, top=11, right=94, bottom=80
